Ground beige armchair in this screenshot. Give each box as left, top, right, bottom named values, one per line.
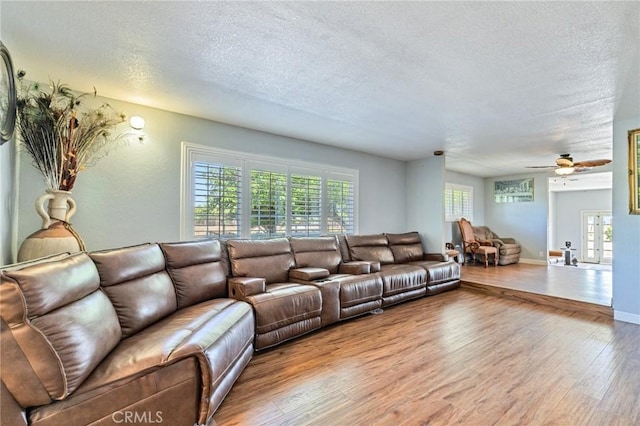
left=472, top=225, right=521, bottom=265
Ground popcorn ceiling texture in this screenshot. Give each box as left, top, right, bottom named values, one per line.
left=2, top=1, right=639, bottom=176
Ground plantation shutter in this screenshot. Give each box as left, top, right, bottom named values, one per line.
left=193, top=162, right=242, bottom=238
left=326, top=177, right=355, bottom=234
left=290, top=174, right=322, bottom=236
left=250, top=169, right=287, bottom=239
left=444, top=183, right=473, bottom=222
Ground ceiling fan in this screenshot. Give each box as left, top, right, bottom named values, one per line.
left=527, top=154, right=611, bottom=176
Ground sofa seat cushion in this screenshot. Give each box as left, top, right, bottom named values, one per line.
left=378, top=264, right=426, bottom=296
left=75, top=298, right=254, bottom=425
left=28, top=358, right=200, bottom=426
left=406, top=260, right=461, bottom=285
left=246, top=283, right=322, bottom=335
left=78, top=298, right=253, bottom=392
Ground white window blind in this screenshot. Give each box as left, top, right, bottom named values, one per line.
left=250, top=169, right=287, bottom=239
left=445, top=183, right=473, bottom=222
left=290, top=174, right=322, bottom=236
left=181, top=143, right=358, bottom=240
left=326, top=178, right=355, bottom=234
left=193, top=162, right=242, bottom=238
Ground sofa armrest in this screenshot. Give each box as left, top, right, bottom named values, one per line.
left=289, top=267, right=330, bottom=281
left=228, top=277, right=266, bottom=300
left=339, top=262, right=369, bottom=274
left=339, top=260, right=381, bottom=274
left=423, top=253, right=448, bottom=262
left=500, top=237, right=517, bottom=244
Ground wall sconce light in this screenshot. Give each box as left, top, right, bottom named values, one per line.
left=129, top=116, right=146, bottom=142
left=129, top=116, right=145, bottom=130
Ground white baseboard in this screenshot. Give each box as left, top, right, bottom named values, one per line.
left=519, top=258, right=547, bottom=265
left=613, top=310, right=640, bottom=325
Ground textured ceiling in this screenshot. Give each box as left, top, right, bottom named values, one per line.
left=1, top=1, right=639, bottom=177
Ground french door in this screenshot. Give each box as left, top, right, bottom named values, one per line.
left=581, top=210, right=613, bottom=264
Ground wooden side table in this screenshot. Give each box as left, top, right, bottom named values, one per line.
left=444, top=243, right=464, bottom=263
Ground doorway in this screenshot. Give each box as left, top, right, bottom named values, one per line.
left=581, top=210, right=613, bottom=264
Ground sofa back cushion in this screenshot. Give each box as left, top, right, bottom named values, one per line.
left=227, top=238, right=295, bottom=284
left=345, top=234, right=395, bottom=265
left=289, top=237, right=342, bottom=274
left=386, top=232, right=425, bottom=263
left=160, top=239, right=228, bottom=309
left=89, top=243, right=177, bottom=338
left=0, top=253, right=121, bottom=406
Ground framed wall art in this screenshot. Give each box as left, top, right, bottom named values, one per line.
left=494, top=178, right=534, bottom=203
left=629, top=128, right=640, bottom=214
left=0, top=41, right=17, bottom=144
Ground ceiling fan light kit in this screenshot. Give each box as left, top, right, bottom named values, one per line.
left=555, top=167, right=575, bottom=176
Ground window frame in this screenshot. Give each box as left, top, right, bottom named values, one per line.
left=181, top=142, right=358, bottom=240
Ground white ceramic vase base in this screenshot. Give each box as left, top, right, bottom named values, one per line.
left=17, top=190, right=85, bottom=262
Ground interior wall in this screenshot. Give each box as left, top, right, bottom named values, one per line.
left=484, top=173, right=549, bottom=262
left=406, top=156, right=445, bottom=252
left=444, top=170, right=485, bottom=245
left=552, top=189, right=612, bottom=261
left=15, top=96, right=408, bottom=253
left=612, top=117, right=640, bottom=323
left=0, top=138, right=17, bottom=265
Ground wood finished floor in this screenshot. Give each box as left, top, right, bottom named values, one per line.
left=460, top=262, right=612, bottom=310
left=213, top=290, right=640, bottom=426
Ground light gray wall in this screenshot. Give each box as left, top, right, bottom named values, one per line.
left=484, top=173, right=549, bottom=262
left=16, top=96, right=408, bottom=252
left=612, top=117, right=640, bottom=323
left=0, top=138, right=17, bottom=265
left=552, top=189, right=612, bottom=261
left=444, top=170, right=485, bottom=245
left=406, top=156, right=445, bottom=252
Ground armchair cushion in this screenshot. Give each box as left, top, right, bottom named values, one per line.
left=472, top=225, right=521, bottom=265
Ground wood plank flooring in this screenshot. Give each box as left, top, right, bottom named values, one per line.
left=213, top=290, right=640, bottom=425
left=460, top=263, right=612, bottom=319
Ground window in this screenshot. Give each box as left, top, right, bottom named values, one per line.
left=181, top=143, right=358, bottom=240
left=444, top=183, right=473, bottom=222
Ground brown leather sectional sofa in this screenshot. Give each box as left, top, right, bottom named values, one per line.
left=1, top=232, right=460, bottom=426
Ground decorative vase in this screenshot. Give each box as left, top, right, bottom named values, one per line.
left=17, top=190, right=86, bottom=262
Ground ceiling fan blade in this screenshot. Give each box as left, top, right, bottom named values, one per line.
left=573, top=159, right=611, bottom=167
left=526, top=165, right=556, bottom=169
left=573, top=167, right=591, bottom=173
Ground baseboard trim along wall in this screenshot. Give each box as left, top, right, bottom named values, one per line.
left=519, top=258, right=547, bottom=266
left=613, top=310, right=640, bottom=325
